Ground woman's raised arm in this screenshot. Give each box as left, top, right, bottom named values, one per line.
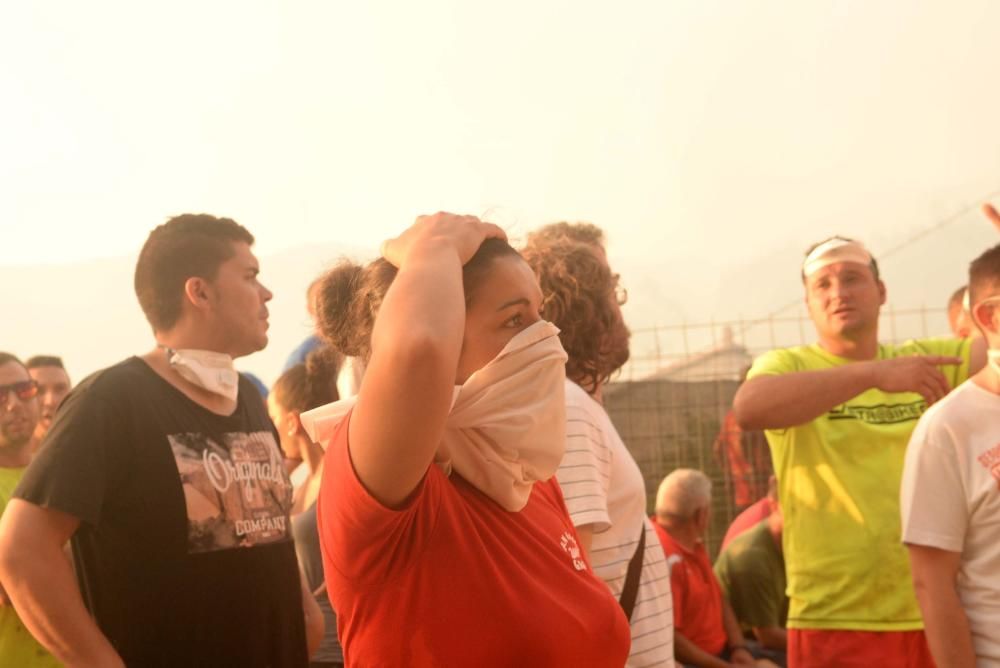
left=348, top=213, right=505, bottom=508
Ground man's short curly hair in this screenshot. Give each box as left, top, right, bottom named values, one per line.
left=521, top=237, right=628, bottom=392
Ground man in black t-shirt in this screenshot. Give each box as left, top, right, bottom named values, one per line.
left=0, top=215, right=321, bottom=667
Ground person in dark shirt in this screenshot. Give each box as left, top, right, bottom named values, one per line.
left=0, top=214, right=322, bottom=667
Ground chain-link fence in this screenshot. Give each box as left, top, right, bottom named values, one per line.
left=605, top=305, right=953, bottom=558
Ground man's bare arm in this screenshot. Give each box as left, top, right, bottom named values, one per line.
left=721, top=598, right=754, bottom=665
left=0, top=500, right=123, bottom=668
left=908, top=544, right=976, bottom=668
left=734, top=355, right=961, bottom=431
left=300, top=571, right=324, bottom=658
left=734, top=365, right=874, bottom=431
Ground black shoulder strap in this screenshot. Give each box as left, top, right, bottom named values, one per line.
left=619, top=521, right=646, bottom=621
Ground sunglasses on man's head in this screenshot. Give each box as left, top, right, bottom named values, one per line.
left=0, top=380, right=39, bottom=404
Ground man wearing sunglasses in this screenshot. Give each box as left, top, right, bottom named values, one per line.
left=0, top=356, right=39, bottom=466
left=0, top=353, right=60, bottom=666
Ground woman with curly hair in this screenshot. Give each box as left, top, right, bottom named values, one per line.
left=301, top=213, right=630, bottom=667
left=522, top=226, right=675, bottom=667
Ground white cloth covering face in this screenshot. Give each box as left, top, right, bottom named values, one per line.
left=301, top=320, right=569, bottom=512
left=162, top=347, right=239, bottom=402
left=802, top=238, right=874, bottom=278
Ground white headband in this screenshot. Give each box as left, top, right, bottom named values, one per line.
left=802, top=238, right=874, bottom=278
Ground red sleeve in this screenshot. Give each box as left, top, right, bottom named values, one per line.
left=316, top=415, right=442, bottom=586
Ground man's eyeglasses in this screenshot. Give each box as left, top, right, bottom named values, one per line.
left=0, top=380, right=39, bottom=405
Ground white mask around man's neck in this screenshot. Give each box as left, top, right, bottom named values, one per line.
left=162, top=347, right=240, bottom=402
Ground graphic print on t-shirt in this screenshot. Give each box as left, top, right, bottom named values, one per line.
left=559, top=531, right=587, bottom=571
left=976, top=442, right=1000, bottom=488
left=827, top=400, right=927, bottom=424
left=168, top=431, right=293, bottom=553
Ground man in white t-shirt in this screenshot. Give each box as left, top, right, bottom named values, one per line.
left=523, top=223, right=675, bottom=667
left=902, top=241, right=1000, bottom=667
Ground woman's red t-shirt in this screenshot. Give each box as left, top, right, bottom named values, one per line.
left=317, top=416, right=631, bottom=667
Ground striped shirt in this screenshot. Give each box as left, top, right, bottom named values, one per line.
left=557, top=380, right=675, bottom=667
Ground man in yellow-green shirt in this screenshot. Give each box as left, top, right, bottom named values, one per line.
left=733, top=236, right=987, bottom=668
left=0, top=353, right=61, bottom=667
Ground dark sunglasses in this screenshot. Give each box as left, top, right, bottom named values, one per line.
left=0, top=380, right=39, bottom=404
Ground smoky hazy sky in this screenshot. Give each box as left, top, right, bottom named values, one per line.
left=4, top=1, right=1000, bottom=381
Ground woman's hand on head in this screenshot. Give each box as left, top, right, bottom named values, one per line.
left=349, top=212, right=505, bottom=509
left=381, top=213, right=507, bottom=268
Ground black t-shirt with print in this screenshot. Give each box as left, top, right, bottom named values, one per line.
left=15, top=357, right=307, bottom=667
